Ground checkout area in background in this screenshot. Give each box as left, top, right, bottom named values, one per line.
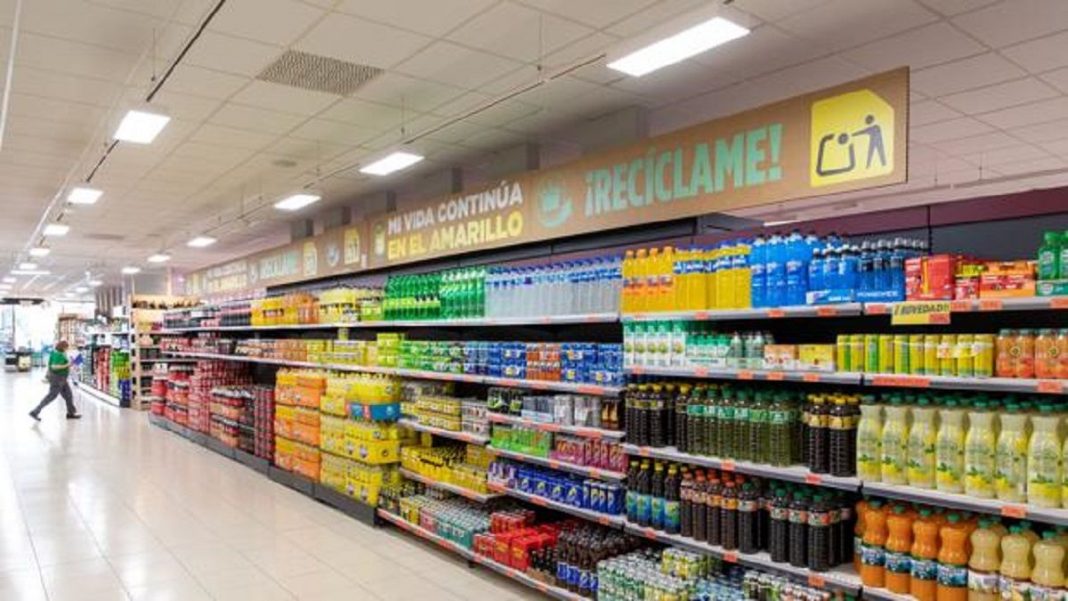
left=2, top=298, right=86, bottom=372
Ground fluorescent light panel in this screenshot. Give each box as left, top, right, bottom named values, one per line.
left=2, top=277, right=15, bottom=283
left=11, top=270, right=49, bottom=275
left=121, top=266, right=141, bottom=275
left=28, top=247, right=51, bottom=257
left=187, top=236, right=216, bottom=248
left=114, top=109, right=170, bottom=144
left=88, top=280, right=103, bottom=287
left=68, top=186, right=103, bottom=205
left=43, top=223, right=70, bottom=236
left=18, top=262, right=36, bottom=270
left=359, top=151, right=424, bottom=176
left=607, top=16, right=749, bottom=77
left=274, top=193, right=321, bottom=212
left=75, top=286, right=88, bottom=293
left=147, top=253, right=171, bottom=263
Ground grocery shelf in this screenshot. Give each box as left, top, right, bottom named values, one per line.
left=865, top=296, right=1068, bottom=316
left=628, top=365, right=862, bottom=386
left=157, top=312, right=619, bottom=333
left=399, top=468, right=502, bottom=503
left=861, top=482, right=1068, bottom=526
left=863, top=588, right=914, bottom=601
left=397, top=419, right=489, bottom=445
left=74, top=381, right=123, bottom=408
left=487, top=413, right=625, bottom=440
left=866, top=373, right=1066, bottom=395
left=621, top=521, right=863, bottom=595
left=623, top=303, right=863, bottom=322
left=376, top=509, right=585, bottom=601
left=621, top=444, right=861, bottom=492
left=489, top=447, right=627, bottom=482
left=487, top=482, right=624, bottom=527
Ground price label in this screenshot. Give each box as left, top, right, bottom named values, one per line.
left=542, top=423, right=562, bottom=432
left=766, top=371, right=785, bottom=381
left=723, top=551, right=738, bottom=563
left=721, top=459, right=736, bottom=472
left=535, top=582, right=549, bottom=593
left=597, top=516, right=613, bottom=526
left=531, top=496, right=548, bottom=507
left=1037, top=380, right=1065, bottom=394
left=803, top=373, right=822, bottom=383
left=950, top=300, right=973, bottom=312
left=548, top=459, right=562, bottom=470
left=638, top=447, right=652, bottom=457
left=1052, top=297, right=1068, bottom=310
left=540, top=316, right=552, bottom=324
left=694, top=367, right=710, bottom=377
left=767, top=309, right=786, bottom=318
left=532, top=381, right=550, bottom=390
left=631, top=366, right=645, bottom=375
left=694, top=311, right=711, bottom=321
left=577, top=385, right=603, bottom=395
left=808, top=574, right=826, bottom=588
left=979, top=299, right=1004, bottom=311
left=805, top=473, right=823, bottom=485
left=866, top=303, right=889, bottom=315
left=871, top=375, right=931, bottom=388
left=816, top=306, right=838, bottom=317
left=737, top=370, right=754, bottom=380
left=1001, top=504, right=1027, bottom=519
left=644, top=528, right=658, bottom=540
left=577, top=428, right=602, bottom=440
left=584, top=315, right=601, bottom=323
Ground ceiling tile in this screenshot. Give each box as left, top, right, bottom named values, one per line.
left=183, top=32, right=283, bottom=77
left=352, top=74, right=466, bottom=114
left=16, top=32, right=138, bottom=83
left=265, top=138, right=352, bottom=163
left=22, top=1, right=163, bottom=54
left=1041, top=138, right=1068, bottom=157
left=929, top=131, right=1020, bottom=155
left=8, top=94, right=108, bottom=126
left=960, top=144, right=1049, bottom=166
left=228, top=81, right=340, bottom=116
left=89, top=0, right=217, bottom=25
left=915, top=0, right=1000, bottom=15
left=734, top=0, right=831, bottom=22
left=909, top=100, right=963, bottom=126
left=161, top=65, right=252, bottom=100
left=428, top=91, right=492, bottom=118
left=170, top=141, right=254, bottom=163
left=317, top=98, right=407, bottom=130
left=208, top=104, right=305, bottom=135
left=12, top=68, right=121, bottom=108
left=513, top=0, right=657, bottom=28
left=611, top=55, right=738, bottom=101
left=692, top=24, right=826, bottom=82
left=977, top=96, right=1068, bottom=129
left=841, top=22, right=983, bottom=71
left=296, top=13, right=432, bottom=70
left=911, top=52, right=1027, bottom=97
left=462, top=101, right=542, bottom=128
left=953, top=0, right=1068, bottom=47
left=395, top=42, right=522, bottom=89
left=335, top=0, right=497, bottom=36
left=989, top=155, right=1067, bottom=175
left=542, top=32, right=620, bottom=72
left=607, top=0, right=707, bottom=37
left=1002, top=31, right=1068, bottom=74
left=150, top=90, right=224, bottom=122
left=912, top=116, right=994, bottom=143
left=777, top=0, right=938, bottom=52
left=1007, top=117, right=1068, bottom=143
left=939, top=77, right=1059, bottom=114
left=190, top=125, right=280, bottom=151
left=447, top=3, right=594, bottom=63
left=1042, top=67, right=1068, bottom=93
left=480, top=65, right=542, bottom=96
left=289, top=118, right=384, bottom=146
left=210, top=0, right=325, bottom=46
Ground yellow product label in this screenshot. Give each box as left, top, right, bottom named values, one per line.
left=811, top=89, right=896, bottom=187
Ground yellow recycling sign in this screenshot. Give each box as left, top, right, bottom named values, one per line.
left=810, top=89, right=894, bottom=187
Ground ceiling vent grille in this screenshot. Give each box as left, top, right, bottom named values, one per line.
left=257, top=50, right=383, bottom=96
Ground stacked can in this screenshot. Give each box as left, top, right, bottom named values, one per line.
left=836, top=333, right=994, bottom=377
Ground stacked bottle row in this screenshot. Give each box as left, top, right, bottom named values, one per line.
left=624, top=324, right=837, bottom=373
left=624, top=383, right=859, bottom=477
left=857, top=499, right=1066, bottom=601
left=383, top=267, right=487, bottom=320
left=857, top=393, right=1068, bottom=507
left=626, top=462, right=855, bottom=573
left=485, top=256, right=622, bottom=318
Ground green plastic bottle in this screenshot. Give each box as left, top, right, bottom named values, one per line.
left=734, top=391, right=751, bottom=461
left=749, top=392, right=770, bottom=465
left=717, top=388, right=735, bottom=458
left=1038, top=231, right=1062, bottom=281
left=768, top=392, right=793, bottom=467
left=1061, top=231, right=1068, bottom=279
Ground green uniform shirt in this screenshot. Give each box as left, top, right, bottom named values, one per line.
left=49, top=350, right=69, bottom=377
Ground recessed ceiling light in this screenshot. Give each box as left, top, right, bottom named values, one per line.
left=359, top=151, right=424, bottom=176
left=18, top=262, right=36, bottom=270
left=121, top=266, right=141, bottom=275
left=28, top=247, right=51, bottom=257
left=114, top=107, right=170, bottom=144
left=187, top=236, right=216, bottom=248
left=2, top=277, right=15, bottom=283
left=88, top=280, right=103, bottom=287
left=607, top=16, right=749, bottom=77
left=147, top=253, right=171, bottom=263
left=43, top=223, right=70, bottom=237
left=74, top=286, right=88, bottom=293
left=68, top=186, right=103, bottom=205
left=274, top=193, right=321, bottom=212
left=11, top=269, right=49, bottom=276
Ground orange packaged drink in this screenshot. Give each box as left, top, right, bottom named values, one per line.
left=621, top=249, right=635, bottom=313
left=861, top=499, right=889, bottom=588
left=938, top=513, right=971, bottom=601
left=996, top=330, right=1016, bottom=378
left=1035, top=329, right=1056, bottom=379
left=912, top=508, right=942, bottom=601
left=1057, top=329, right=1068, bottom=379
left=855, top=498, right=869, bottom=573
left=886, top=504, right=915, bottom=593
left=1016, top=330, right=1035, bottom=379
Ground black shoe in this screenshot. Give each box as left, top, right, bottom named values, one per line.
left=29, top=411, right=40, bottom=421
left=66, top=414, right=82, bottom=419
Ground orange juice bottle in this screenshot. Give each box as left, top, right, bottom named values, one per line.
left=1016, top=330, right=1036, bottom=379
left=886, top=504, right=915, bottom=593
left=622, top=249, right=636, bottom=313
left=659, top=246, right=675, bottom=311
left=1031, top=531, right=1065, bottom=601
left=997, top=330, right=1016, bottom=378
left=1056, top=329, right=1068, bottom=379
left=855, top=498, right=869, bottom=573
left=968, top=518, right=1003, bottom=601
left=938, top=513, right=971, bottom=601
left=861, top=499, right=889, bottom=587
left=999, top=526, right=1032, bottom=601
left=912, top=508, right=942, bottom=601
left=1036, top=329, right=1057, bottom=379
left=633, top=248, right=648, bottom=312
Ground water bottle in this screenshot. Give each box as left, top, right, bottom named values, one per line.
left=750, top=236, right=767, bottom=308
left=765, top=234, right=785, bottom=307
left=839, top=245, right=859, bottom=291
left=808, top=247, right=824, bottom=295
left=872, top=240, right=889, bottom=292
left=822, top=245, right=839, bottom=290
left=857, top=241, right=873, bottom=292
left=784, top=230, right=806, bottom=306
left=889, top=239, right=906, bottom=297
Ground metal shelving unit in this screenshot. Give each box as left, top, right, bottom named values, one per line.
left=623, top=303, right=863, bottom=322
left=489, top=447, right=627, bottom=482
left=628, top=365, right=862, bottom=386
left=487, top=482, right=624, bottom=527
left=397, top=419, right=489, bottom=445
left=862, top=482, right=1068, bottom=526
left=398, top=468, right=501, bottom=503
left=158, top=312, right=619, bottom=334
left=487, top=413, right=625, bottom=440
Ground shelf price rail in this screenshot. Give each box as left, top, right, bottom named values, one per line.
left=398, top=468, right=501, bottom=503
left=489, top=447, right=627, bottom=482
left=158, top=312, right=619, bottom=333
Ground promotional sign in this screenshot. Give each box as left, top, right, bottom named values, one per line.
left=190, top=68, right=908, bottom=293
left=891, top=301, right=951, bottom=325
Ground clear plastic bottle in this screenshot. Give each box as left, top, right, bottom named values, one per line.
left=766, top=234, right=785, bottom=307
left=750, top=236, right=767, bottom=308
left=908, top=397, right=938, bottom=489
left=999, top=526, right=1032, bottom=601
left=996, top=403, right=1030, bottom=503
left=1031, top=531, right=1065, bottom=601
left=881, top=396, right=909, bottom=485
left=1027, top=405, right=1063, bottom=508
left=964, top=401, right=998, bottom=499
left=968, top=518, right=1002, bottom=601
left=936, top=399, right=967, bottom=494
left=857, top=397, right=884, bottom=482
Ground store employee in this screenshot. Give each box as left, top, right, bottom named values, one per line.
left=28, top=340, right=81, bottom=420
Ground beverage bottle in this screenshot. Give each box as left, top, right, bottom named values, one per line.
left=881, top=396, right=909, bottom=485
left=625, top=459, right=640, bottom=522
left=733, top=391, right=752, bottom=462
left=769, top=488, right=790, bottom=563
left=1036, top=329, right=1057, bottom=379
left=840, top=244, right=860, bottom=292
left=734, top=241, right=752, bottom=309
left=788, top=490, right=810, bottom=568
left=808, top=493, right=833, bottom=572
left=1031, top=531, right=1066, bottom=601
left=768, top=392, right=795, bottom=467
left=1061, top=231, right=1068, bottom=279
left=635, top=459, right=652, bottom=526
left=996, top=402, right=1030, bottom=503
left=858, top=397, right=884, bottom=481
left=855, top=497, right=869, bottom=573
left=691, top=470, right=708, bottom=542
left=937, top=514, right=970, bottom=601
left=706, top=470, right=722, bottom=546
left=738, top=482, right=760, bottom=555
left=809, top=247, right=825, bottom=295
left=1015, top=330, right=1036, bottom=379
left=720, top=480, right=739, bottom=551
left=890, top=238, right=907, bottom=297
left=968, top=518, right=1003, bottom=601
left=886, top=504, right=915, bottom=594
left=663, top=464, right=681, bottom=535
left=912, top=508, right=941, bottom=601
left=650, top=461, right=665, bottom=530
left=679, top=467, right=693, bottom=538
left=675, top=384, right=690, bottom=452
left=965, top=401, right=998, bottom=499
left=859, top=241, right=874, bottom=292
left=873, top=239, right=889, bottom=292
left=860, top=498, right=888, bottom=587
left=1027, top=405, right=1063, bottom=508
left=999, top=526, right=1032, bottom=601
left=785, top=230, right=806, bottom=306
left=936, top=399, right=966, bottom=494
left=908, top=397, right=938, bottom=489
left=823, top=245, right=840, bottom=291
left=751, top=236, right=767, bottom=308
left=808, top=394, right=830, bottom=474
left=829, top=395, right=857, bottom=477
left=1059, top=330, right=1068, bottom=380
left=996, top=330, right=1016, bottom=378
left=766, top=234, right=785, bottom=307
left=1033, top=232, right=1057, bottom=279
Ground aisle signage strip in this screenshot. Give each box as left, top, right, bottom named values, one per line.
left=187, top=68, right=908, bottom=295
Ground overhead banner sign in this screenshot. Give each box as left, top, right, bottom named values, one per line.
left=190, top=68, right=908, bottom=293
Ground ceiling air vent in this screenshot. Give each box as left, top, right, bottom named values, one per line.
left=257, top=50, right=383, bottom=96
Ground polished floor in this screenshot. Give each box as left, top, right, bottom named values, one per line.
left=0, top=370, right=541, bottom=600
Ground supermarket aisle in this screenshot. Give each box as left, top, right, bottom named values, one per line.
left=0, top=371, right=541, bottom=601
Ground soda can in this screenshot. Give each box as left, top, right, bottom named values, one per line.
left=849, top=335, right=865, bottom=373
left=908, top=334, right=925, bottom=375
left=837, top=335, right=851, bottom=372
left=893, top=335, right=910, bottom=375
left=957, top=334, right=975, bottom=378
left=864, top=335, right=880, bottom=374
left=924, top=335, right=939, bottom=376
left=939, top=334, right=957, bottom=376
left=878, top=335, right=895, bottom=374
left=974, top=334, right=995, bottom=378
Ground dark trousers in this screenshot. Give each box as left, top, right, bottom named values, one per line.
left=32, top=375, right=77, bottom=416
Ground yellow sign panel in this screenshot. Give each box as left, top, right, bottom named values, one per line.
left=810, top=89, right=895, bottom=187
left=891, top=301, right=951, bottom=326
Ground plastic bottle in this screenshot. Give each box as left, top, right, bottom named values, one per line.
left=770, top=488, right=790, bottom=563
left=999, top=526, right=1032, bottom=601
left=912, top=508, right=942, bottom=601
left=968, top=518, right=1002, bottom=601
left=997, top=330, right=1017, bottom=379
left=1027, top=405, right=1063, bottom=508
left=663, top=464, right=681, bottom=535
left=785, top=231, right=807, bottom=306
left=789, top=490, right=810, bottom=569
left=750, top=238, right=768, bottom=309
left=938, top=514, right=970, bottom=601
left=886, top=504, right=915, bottom=594
left=1036, top=329, right=1058, bottom=380
left=908, top=397, right=939, bottom=489
left=1037, top=232, right=1060, bottom=280
left=858, top=398, right=884, bottom=481
left=855, top=498, right=869, bottom=573
left=1031, top=531, right=1065, bottom=601
left=965, top=401, right=998, bottom=499
left=765, top=234, right=785, bottom=308
left=996, top=403, right=1030, bottom=503
left=840, top=244, right=860, bottom=292
left=823, top=245, right=840, bottom=291
left=809, top=247, right=825, bottom=294
left=1017, top=330, right=1036, bottom=379
left=1060, top=231, right=1068, bottom=279
left=860, top=499, right=888, bottom=587
left=881, top=396, right=910, bottom=485
left=937, top=400, right=967, bottom=494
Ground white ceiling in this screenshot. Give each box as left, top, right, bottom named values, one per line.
left=2, top=0, right=1068, bottom=299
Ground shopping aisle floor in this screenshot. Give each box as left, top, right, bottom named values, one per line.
left=0, top=371, right=542, bottom=601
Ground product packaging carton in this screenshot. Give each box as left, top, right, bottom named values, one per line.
left=979, top=261, right=1036, bottom=298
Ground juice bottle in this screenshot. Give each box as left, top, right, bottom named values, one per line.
left=1031, top=531, right=1065, bottom=601
left=999, top=526, right=1032, bottom=601
left=908, top=397, right=938, bottom=489
left=861, top=499, right=888, bottom=587
left=937, top=513, right=970, bottom=601
left=855, top=498, right=869, bottom=573
left=633, top=248, right=648, bottom=312
left=1036, top=329, right=1057, bottom=380
left=886, top=504, right=915, bottom=593
left=937, top=399, right=967, bottom=494
left=881, top=396, right=910, bottom=485
left=1056, top=330, right=1068, bottom=380
left=857, top=398, right=884, bottom=482
left=660, top=246, right=676, bottom=312
left=1016, top=330, right=1036, bottom=379
left=733, top=241, right=752, bottom=309
left=965, top=401, right=998, bottom=499
left=997, top=330, right=1016, bottom=378
left=621, top=249, right=635, bottom=313
left=996, top=403, right=1030, bottom=503
left=968, top=518, right=1002, bottom=601
left=912, top=508, right=942, bottom=601
left=1028, top=405, right=1063, bottom=508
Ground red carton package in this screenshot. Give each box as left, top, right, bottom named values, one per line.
left=906, top=255, right=962, bottom=301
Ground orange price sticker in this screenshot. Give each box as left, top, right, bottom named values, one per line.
left=721, top=459, right=736, bottom=472
left=577, top=385, right=602, bottom=395
left=1052, top=297, right=1068, bottom=310
left=950, top=300, right=973, bottom=312
left=737, top=370, right=754, bottom=380
left=597, top=516, right=613, bottom=526
left=803, top=373, right=822, bottom=383
left=930, top=312, right=951, bottom=325
left=872, top=375, right=930, bottom=388
left=723, top=551, right=739, bottom=563
left=531, top=496, right=548, bottom=507
left=867, top=303, right=889, bottom=315
left=590, top=468, right=603, bottom=479
left=694, top=311, right=711, bottom=321
left=979, top=299, right=1004, bottom=311
left=548, top=460, right=562, bottom=470
left=805, top=473, right=823, bottom=485
left=1001, top=504, right=1027, bottom=519
left=643, top=528, right=658, bottom=540
left=1037, top=380, right=1065, bottom=394
left=535, top=582, right=549, bottom=593
left=694, top=367, right=710, bottom=377
left=816, top=306, right=838, bottom=317
left=543, top=423, right=561, bottom=432
left=631, top=366, right=645, bottom=375
left=638, top=447, right=652, bottom=457
left=767, top=371, right=785, bottom=381
left=808, top=574, right=826, bottom=588
left=577, top=428, right=602, bottom=440
left=767, top=309, right=786, bottom=318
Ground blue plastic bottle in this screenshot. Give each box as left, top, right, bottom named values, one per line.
left=765, top=234, right=785, bottom=308
left=822, top=245, right=840, bottom=291
left=872, top=240, right=889, bottom=292
left=889, top=238, right=906, bottom=298
left=750, top=236, right=767, bottom=308
left=809, top=247, right=825, bottom=295
left=839, top=245, right=859, bottom=292
left=784, top=231, right=806, bottom=306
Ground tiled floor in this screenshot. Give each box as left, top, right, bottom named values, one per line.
left=0, top=371, right=542, bottom=600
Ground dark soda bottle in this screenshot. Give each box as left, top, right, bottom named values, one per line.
left=649, top=384, right=666, bottom=448
left=788, top=490, right=809, bottom=568
left=807, top=395, right=830, bottom=473
left=625, top=459, right=640, bottom=522
left=807, top=493, right=832, bottom=572
left=680, top=468, right=694, bottom=538
left=675, top=384, right=690, bottom=452
left=624, top=384, right=638, bottom=444
left=635, top=460, right=652, bottom=527
left=830, top=395, right=859, bottom=477
left=838, top=493, right=854, bottom=564
left=692, top=470, right=708, bottom=542
left=768, top=487, right=789, bottom=563
left=738, top=482, right=759, bottom=554
left=706, top=470, right=722, bottom=546
left=650, top=462, right=665, bottom=530
left=664, top=383, right=677, bottom=448
left=720, top=479, right=739, bottom=551
left=663, top=464, right=681, bottom=535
